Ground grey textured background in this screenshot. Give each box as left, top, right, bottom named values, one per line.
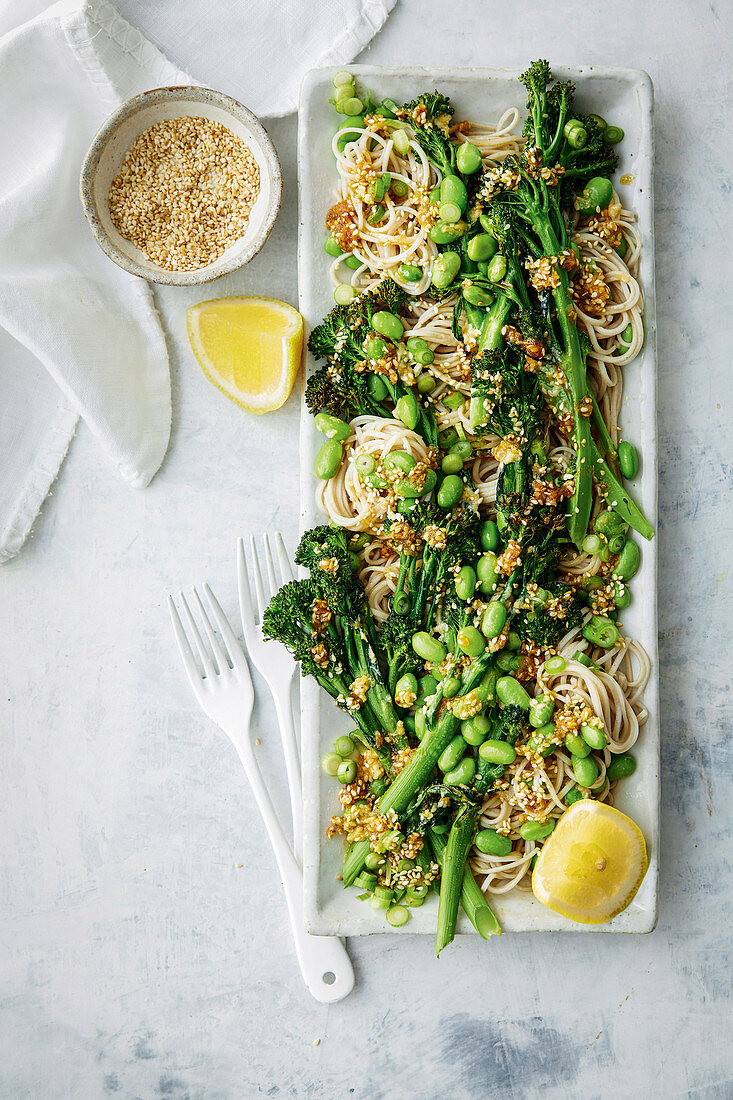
left=2, top=1, right=731, bottom=1097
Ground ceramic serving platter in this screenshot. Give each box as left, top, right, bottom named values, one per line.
left=297, top=66, right=658, bottom=935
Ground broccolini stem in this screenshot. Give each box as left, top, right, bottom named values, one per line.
left=429, top=829, right=501, bottom=939
left=436, top=805, right=477, bottom=955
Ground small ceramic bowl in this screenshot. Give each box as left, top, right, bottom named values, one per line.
left=80, top=86, right=282, bottom=286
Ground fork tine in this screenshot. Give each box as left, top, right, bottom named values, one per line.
left=191, top=587, right=229, bottom=671
left=249, top=534, right=267, bottom=622
left=168, top=596, right=204, bottom=685
left=274, top=531, right=294, bottom=584
left=178, top=591, right=218, bottom=678
left=263, top=532, right=278, bottom=598
left=203, top=583, right=249, bottom=674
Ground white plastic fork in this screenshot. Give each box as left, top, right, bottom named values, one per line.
left=238, top=534, right=301, bottom=859
left=168, top=583, right=354, bottom=1003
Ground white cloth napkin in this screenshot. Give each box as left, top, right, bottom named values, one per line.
left=0, top=0, right=395, bottom=563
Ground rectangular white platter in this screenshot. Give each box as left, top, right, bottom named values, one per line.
left=297, top=66, right=658, bottom=935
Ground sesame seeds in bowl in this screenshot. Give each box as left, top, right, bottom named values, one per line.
left=80, top=87, right=282, bottom=286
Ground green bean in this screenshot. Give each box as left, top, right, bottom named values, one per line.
left=572, top=754, right=599, bottom=788
left=431, top=251, right=461, bottom=289
left=529, top=694, right=555, bottom=728
left=607, top=754, right=636, bottom=781
left=486, top=255, right=507, bottom=282
left=406, top=336, right=435, bottom=364
left=565, top=732, right=591, bottom=758
left=564, top=785, right=585, bottom=806
left=495, top=651, right=519, bottom=672
left=520, top=819, right=556, bottom=842
left=438, top=735, right=467, bottom=773
left=437, top=474, right=464, bottom=509
left=456, top=141, right=482, bottom=174
left=475, top=828, right=512, bottom=856
left=544, top=655, right=566, bottom=675
left=479, top=739, right=516, bottom=765
left=615, top=540, right=640, bottom=580
left=439, top=201, right=462, bottom=224
left=463, top=284, right=494, bottom=308
left=337, top=759, right=357, bottom=784
left=314, top=438, right=343, bottom=479
left=580, top=723, right=607, bottom=751
left=428, top=222, right=466, bottom=244
left=440, top=175, right=467, bottom=210
left=480, top=520, right=499, bottom=551
left=496, top=676, right=531, bottom=709
left=603, top=124, right=624, bottom=144
left=334, top=734, right=355, bottom=757
left=314, top=411, right=350, bottom=440
left=324, top=235, right=343, bottom=257
left=412, top=632, right=446, bottom=663
left=461, top=715, right=491, bottom=746
left=383, top=450, right=415, bottom=475
left=455, top=565, right=477, bottom=602
left=334, top=283, right=357, bottom=305
left=394, top=393, right=419, bottom=430
left=618, top=441, right=639, bottom=479
left=576, top=176, right=613, bottom=215
left=457, top=625, right=485, bottom=657
left=476, top=552, right=500, bottom=595
left=321, top=751, right=341, bottom=776
left=582, top=615, right=619, bottom=649
left=372, top=310, right=403, bottom=342
left=398, top=263, right=423, bottom=282
left=417, top=373, right=436, bottom=393
left=481, top=601, right=507, bottom=640
left=467, top=232, right=498, bottom=262
left=444, top=756, right=476, bottom=786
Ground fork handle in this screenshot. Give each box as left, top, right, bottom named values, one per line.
left=272, top=688, right=303, bottom=863
left=229, top=734, right=354, bottom=1004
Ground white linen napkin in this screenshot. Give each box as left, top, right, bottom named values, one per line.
left=0, top=0, right=395, bottom=563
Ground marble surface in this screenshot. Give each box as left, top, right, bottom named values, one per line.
left=1, top=1, right=731, bottom=1097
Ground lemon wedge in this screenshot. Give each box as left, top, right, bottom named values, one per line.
left=187, top=296, right=303, bottom=414
left=532, top=800, right=648, bottom=925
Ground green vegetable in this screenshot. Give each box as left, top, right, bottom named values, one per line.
left=372, top=310, right=403, bottom=342
left=475, top=829, right=512, bottom=856
left=479, top=739, right=516, bottom=765
left=437, top=475, right=464, bottom=509
left=398, top=263, right=423, bottom=282
left=467, top=233, right=499, bottom=262
left=314, top=411, right=350, bottom=440
left=438, top=735, right=467, bottom=773
left=337, top=759, right=357, bottom=783
left=321, top=752, right=341, bottom=776
left=576, top=175, right=613, bottom=214
left=529, top=694, right=555, bottom=728
left=314, top=439, right=343, bottom=479
left=572, top=754, right=599, bottom=787
left=544, top=655, right=566, bottom=675
left=519, top=819, right=555, bottom=841
left=480, top=520, right=499, bottom=551
left=461, top=715, right=491, bottom=746
left=607, top=754, right=636, bottom=781
left=334, top=734, right=355, bottom=756
left=431, top=251, right=461, bottom=289
left=481, top=601, right=507, bottom=639
left=603, top=125, right=624, bottom=144
left=334, top=283, right=357, bottom=305
left=386, top=904, right=410, bottom=927
left=456, top=141, right=482, bottom=174
left=444, top=756, right=476, bottom=786
left=618, top=441, right=639, bottom=479
left=496, top=675, right=531, bottom=709
left=582, top=615, right=619, bottom=649
left=412, top=631, right=446, bottom=663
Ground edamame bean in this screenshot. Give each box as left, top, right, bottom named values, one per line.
left=544, top=655, right=566, bottom=675
left=618, top=441, right=639, bottom=479
left=496, top=676, right=531, bottom=709
left=439, top=201, right=462, bottom=224
left=417, top=374, right=436, bottom=393
left=437, top=474, right=463, bottom=509
left=607, top=754, right=636, bottom=781
left=481, top=601, right=507, bottom=640
left=395, top=673, right=418, bottom=700
left=572, top=754, right=599, bottom=788
left=480, top=520, right=499, bottom=551
left=565, top=732, right=591, bottom=758
left=564, top=785, right=585, bottom=806
left=449, top=440, right=472, bottom=460
left=456, top=141, right=482, bottom=174
left=321, top=752, right=341, bottom=776
left=455, top=565, right=477, bottom=602
left=576, top=176, right=613, bottom=215
left=495, top=652, right=519, bottom=672
left=442, top=676, right=461, bottom=698
left=463, top=284, right=494, bottom=308
left=365, top=336, right=387, bottom=361
left=398, top=263, right=423, bottom=282
left=529, top=694, right=555, bottom=728
left=615, top=540, right=640, bottom=580
left=314, top=411, right=351, bottom=440
left=476, top=552, right=500, bottom=595
left=467, top=233, right=499, bottom=262
left=324, top=235, right=343, bottom=257
left=414, top=710, right=426, bottom=740
left=613, top=581, right=631, bottom=609
left=429, top=186, right=441, bottom=204
left=475, top=828, right=513, bottom=856
left=439, top=734, right=467, bottom=773
left=334, top=283, right=357, bottom=305
left=395, top=394, right=419, bottom=430
left=457, top=625, right=485, bottom=657
left=406, top=336, right=435, bottom=365
left=479, top=739, right=516, bottom=765
left=412, top=631, right=446, bottom=663
left=372, top=311, right=403, bottom=342
left=337, top=759, right=357, bottom=784
left=398, top=468, right=437, bottom=499
left=486, top=255, right=507, bottom=282
left=438, top=427, right=459, bottom=448
left=519, top=819, right=555, bottom=842
left=440, top=175, right=467, bottom=210
left=314, top=438, right=343, bottom=479
left=431, top=251, right=461, bottom=289
left=441, top=452, right=463, bottom=475
left=428, top=222, right=466, bottom=244
left=580, top=723, right=607, bottom=751
left=528, top=724, right=557, bottom=757
left=419, top=674, right=438, bottom=695
left=582, top=615, right=619, bottom=649
left=462, top=715, right=491, bottom=746
left=444, top=756, right=476, bottom=786
left=384, top=450, right=416, bottom=475
left=603, top=125, right=624, bottom=144
left=617, top=322, right=634, bottom=355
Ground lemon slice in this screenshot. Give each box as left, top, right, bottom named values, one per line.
left=187, top=296, right=303, bottom=414
left=532, top=800, right=648, bottom=925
